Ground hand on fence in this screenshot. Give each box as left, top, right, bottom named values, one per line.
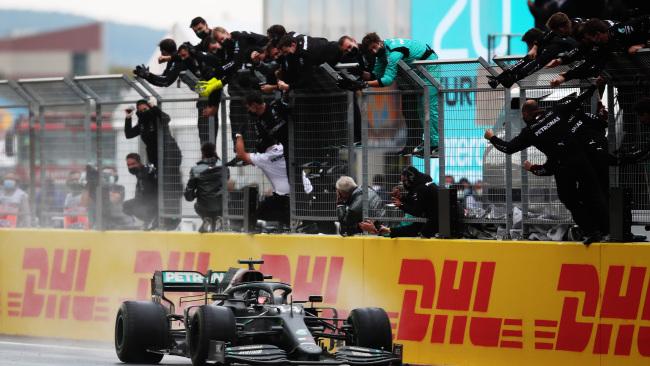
left=195, top=78, right=223, bottom=97
left=358, top=220, right=378, bottom=234
left=260, top=84, right=277, bottom=93
left=483, top=129, right=495, bottom=140
left=278, top=80, right=290, bottom=91
left=147, top=96, right=157, bottom=107
left=523, top=160, right=533, bottom=171
left=202, top=105, right=218, bottom=117
left=628, top=44, right=644, bottom=54
left=545, top=58, right=562, bottom=68
left=550, top=74, right=566, bottom=87
left=390, top=186, right=402, bottom=207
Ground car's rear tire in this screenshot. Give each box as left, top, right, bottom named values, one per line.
left=114, top=301, right=168, bottom=364
left=347, top=307, right=393, bottom=351
left=188, top=305, right=237, bottom=366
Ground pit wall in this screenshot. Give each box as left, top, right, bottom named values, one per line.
left=0, top=229, right=649, bottom=365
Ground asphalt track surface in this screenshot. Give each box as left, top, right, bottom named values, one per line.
left=0, top=335, right=189, bottom=366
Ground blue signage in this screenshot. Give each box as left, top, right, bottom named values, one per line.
left=411, top=0, right=534, bottom=59
left=411, top=0, right=532, bottom=183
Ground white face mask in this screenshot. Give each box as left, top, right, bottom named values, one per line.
left=3, top=179, right=17, bottom=191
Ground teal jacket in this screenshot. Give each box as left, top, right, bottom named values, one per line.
left=373, top=38, right=437, bottom=87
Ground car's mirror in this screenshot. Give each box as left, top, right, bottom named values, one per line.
left=308, top=295, right=323, bottom=303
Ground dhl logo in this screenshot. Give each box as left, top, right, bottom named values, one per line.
left=394, top=259, right=522, bottom=348
left=260, top=254, right=344, bottom=303
left=534, top=264, right=650, bottom=357
left=6, top=248, right=109, bottom=322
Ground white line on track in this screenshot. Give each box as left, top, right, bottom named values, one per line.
left=0, top=341, right=113, bottom=353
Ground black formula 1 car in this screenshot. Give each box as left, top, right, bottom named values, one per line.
left=115, top=259, right=402, bottom=365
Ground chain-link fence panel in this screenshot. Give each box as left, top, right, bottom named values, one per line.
left=361, top=63, right=427, bottom=226
left=606, top=50, right=650, bottom=224
left=220, top=94, right=274, bottom=232
left=416, top=58, right=512, bottom=233
left=288, top=69, right=350, bottom=232
left=0, top=81, right=33, bottom=228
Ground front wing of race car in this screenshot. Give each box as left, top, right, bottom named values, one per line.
left=207, top=342, right=403, bottom=365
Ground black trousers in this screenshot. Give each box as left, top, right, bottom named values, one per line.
left=554, top=148, right=609, bottom=235
left=123, top=198, right=157, bottom=225
left=197, top=96, right=220, bottom=145
left=401, top=93, right=423, bottom=151
left=257, top=193, right=290, bottom=226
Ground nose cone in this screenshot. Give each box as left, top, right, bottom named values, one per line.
left=297, top=342, right=322, bottom=356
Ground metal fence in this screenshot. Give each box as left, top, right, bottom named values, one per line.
left=1, top=50, right=649, bottom=235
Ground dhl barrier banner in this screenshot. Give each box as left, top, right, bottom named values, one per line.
left=1, top=230, right=650, bottom=365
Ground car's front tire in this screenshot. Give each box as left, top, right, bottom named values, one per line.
left=114, top=301, right=168, bottom=364
left=347, top=307, right=393, bottom=351
left=188, top=305, right=237, bottom=366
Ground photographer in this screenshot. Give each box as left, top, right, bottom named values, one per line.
left=124, top=98, right=181, bottom=168
left=335, top=176, right=384, bottom=236
left=372, top=167, right=439, bottom=238
left=185, top=142, right=228, bottom=233
left=123, top=153, right=158, bottom=230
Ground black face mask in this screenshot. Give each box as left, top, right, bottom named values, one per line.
left=376, top=47, right=386, bottom=58
left=348, top=46, right=359, bottom=56
left=128, top=167, right=141, bottom=175
left=136, top=109, right=153, bottom=119
left=222, top=38, right=234, bottom=49
left=195, top=30, right=209, bottom=39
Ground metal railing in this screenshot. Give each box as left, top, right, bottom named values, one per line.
left=1, top=50, right=649, bottom=236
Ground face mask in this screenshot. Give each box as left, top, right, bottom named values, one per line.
left=348, top=46, right=359, bottom=56
left=3, top=179, right=16, bottom=191
left=376, top=47, right=386, bottom=58
left=195, top=30, right=208, bottom=39
left=102, top=171, right=117, bottom=185
left=128, top=167, right=141, bottom=175
left=136, top=109, right=152, bottom=118
left=222, top=38, right=234, bottom=49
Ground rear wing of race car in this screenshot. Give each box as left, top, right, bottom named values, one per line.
left=151, top=268, right=239, bottom=297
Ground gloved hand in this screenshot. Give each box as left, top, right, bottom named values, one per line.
left=195, top=77, right=224, bottom=97
left=133, top=64, right=150, bottom=79
left=147, top=96, right=158, bottom=107
left=336, top=77, right=367, bottom=91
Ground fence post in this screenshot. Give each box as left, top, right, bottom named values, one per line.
left=422, top=83, right=431, bottom=177
left=519, top=88, right=529, bottom=238
left=287, top=92, right=298, bottom=232
left=220, top=97, right=229, bottom=230
left=94, top=103, right=104, bottom=230
left=346, top=91, right=356, bottom=178
left=360, top=92, right=369, bottom=221
left=504, top=87, right=514, bottom=238
left=24, top=103, right=36, bottom=222
left=37, top=105, right=46, bottom=227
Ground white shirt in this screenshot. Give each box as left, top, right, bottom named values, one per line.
left=250, top=144, right=312, bottom=195
left=0, top=187, right=31, bottom=226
